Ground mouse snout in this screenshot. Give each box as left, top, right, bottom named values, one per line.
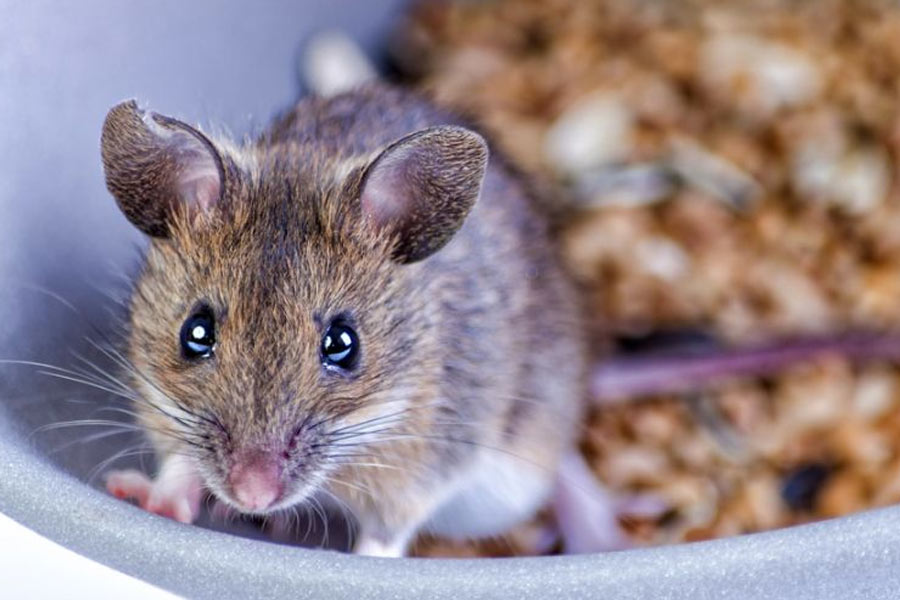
left=227, top=452, right=284, bottom=512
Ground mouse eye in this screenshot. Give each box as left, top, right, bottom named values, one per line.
left=321, top=322, right=359, bottom=370
left=180, top=308, right=216, bottom=359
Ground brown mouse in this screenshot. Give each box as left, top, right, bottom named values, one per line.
left=99, top=83, right=624, bottom=556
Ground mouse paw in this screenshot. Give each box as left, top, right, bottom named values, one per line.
left=553, top=451, right=667, bottom=554
left=106, top=469, right=153, bottom=505
left=106, top=455, right=203, bottom=524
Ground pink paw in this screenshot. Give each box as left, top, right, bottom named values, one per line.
left=106, top=469, right=153, bottom=505
left=106, top=459, right=202, bottom=524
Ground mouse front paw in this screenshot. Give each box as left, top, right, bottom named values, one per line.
left=106, top=455, right=203, bottom=524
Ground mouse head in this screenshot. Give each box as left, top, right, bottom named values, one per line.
left=101, top=100, right=488, bottom=514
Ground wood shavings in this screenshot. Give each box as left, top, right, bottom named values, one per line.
left=574, top=164, right=675, bottom=209
left=667, top=137, right=762, bottom=210
left=543, top=91, right=635, bottom=174
left=699, top=33, right=823, bottom=121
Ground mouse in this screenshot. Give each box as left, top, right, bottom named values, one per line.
left=98, top=82, right=630, bottom=557
left=93, top=77, right=900, bottom=557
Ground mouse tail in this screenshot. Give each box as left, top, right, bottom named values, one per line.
left=592, top=331, right=900, bottom=404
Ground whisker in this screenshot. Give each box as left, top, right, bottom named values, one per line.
left=49, top=428, right=141, bottom=454
left=334, top=461, right=405, bottom=472
left=37, top=371, right=139, bottom=401
left=96, top=405, right=145, bottom=421
left=301, top=501, right=314, bottom=543
left=88, top=339, right=220, bottom=428
left=87, top=444, right=154, bottom=485
left=320, top=474, right=377, bottom=499
left=33, top=418, right=140, bottom=433
left=317, top=488, right=358, bottom=548
left=71, top=352, right=138, bottom=394
left=0, top=360, right=196, bottom=436
left=308, top=494, right=329, bottom=549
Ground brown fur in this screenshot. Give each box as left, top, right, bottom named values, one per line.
left=104, top=83, right=585, bottom=549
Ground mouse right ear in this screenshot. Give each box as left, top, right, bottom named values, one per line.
left=359, top=125, right=488, bottom=263
left=100, top=100, right=224, bottom=238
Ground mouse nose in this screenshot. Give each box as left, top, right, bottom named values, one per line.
left=228, top=453, right=283, bottom=512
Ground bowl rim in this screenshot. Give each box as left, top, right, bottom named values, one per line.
left=3, top=420, right=900, bottom=600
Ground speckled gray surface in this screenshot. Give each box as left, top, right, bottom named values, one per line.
left=5, top=409, right=900, bottom=600
left=4, top=1, right=900, bottom=598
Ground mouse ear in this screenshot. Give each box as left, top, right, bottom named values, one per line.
left=100, top=100, right=224, bottom=238
left=359, top=125, right=488, bottom=263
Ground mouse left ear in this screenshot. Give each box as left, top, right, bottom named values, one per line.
left=101, top=100, right=225, bottom=238
left=359, top=125, right=488, bottom=263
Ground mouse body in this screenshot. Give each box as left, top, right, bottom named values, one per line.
left=101, top=83, right=594, bottom=556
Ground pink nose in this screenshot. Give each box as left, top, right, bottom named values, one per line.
left=228, top=455, right=283, bottom=511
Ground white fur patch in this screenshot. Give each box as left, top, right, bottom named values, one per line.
left=426, top=450, right=553, bottom=539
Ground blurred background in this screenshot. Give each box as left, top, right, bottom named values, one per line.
left=4, top=0, right=900, bottom=559
left=386, top=0, right=900, bottom=556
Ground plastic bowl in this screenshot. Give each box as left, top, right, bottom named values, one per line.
left=2, top=2, right=900, bottom=598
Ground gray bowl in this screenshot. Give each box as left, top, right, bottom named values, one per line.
left=3, top=1, right=900, bottom=598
